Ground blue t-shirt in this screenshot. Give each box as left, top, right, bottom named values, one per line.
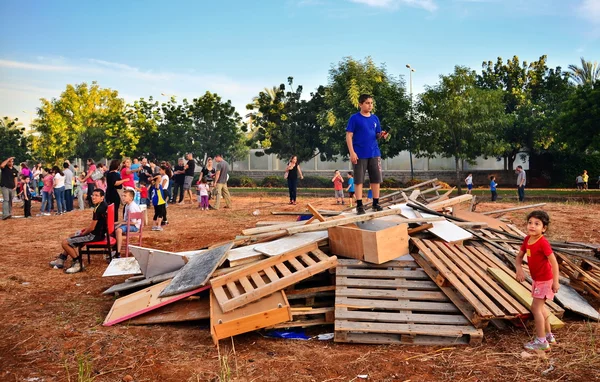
left=346, top=112, right=382, bottom=159
left=130, top=163, right=140, bottom=181
left=347, top=177, right=355, bottom=192
left=490, top=180, right=497, bottom=191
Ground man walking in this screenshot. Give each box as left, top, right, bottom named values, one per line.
left=516, top=165, right=526, bottom=202
left=182, top=153, right=195, bottom=204
left=213, top=154, right=232, bottom=209
left=345, top=94, right=389, bottom=215
left=1, top=157, right=19, bottom=220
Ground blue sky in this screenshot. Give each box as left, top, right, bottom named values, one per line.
left=1, top=0, right=599, bottom=127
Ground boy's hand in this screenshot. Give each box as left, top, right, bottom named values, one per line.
left=515, top=268, right=525, bottom=282
left=349, top=152, right=358, bottom=164
left=552, top=281, right=560, bottom=293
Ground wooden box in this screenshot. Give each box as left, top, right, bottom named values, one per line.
left=210, top=290, right=292, bottom=344
left=328, top=223, right=409, bottom=264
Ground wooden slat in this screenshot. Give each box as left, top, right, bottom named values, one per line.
left=337, top=259, right=419, bottom=269
left=335, top=309, right=469, bottom=325
left=263, top=267, right=280, bottom=283
left=336, top=296, right=459, bottom=313
left=311, top=248, right=331, bottom=262
left=238, top=276, right=255, bottom=294
left=336, top=276, right=439, bottom=290
left=288, top=258, right=305, bottom=271
left=307, top=203, right=327, bottom=222
left=336, top=268, right=429, bottom=280
left=336, top=320, right=480, bottom=338
left=275, top=262, right=292, bottom=277
left=300, top=253, right=317, bottom=266
left=226, top=282, right=241, bottom=298
left=336, top=287, right=447, bottom=301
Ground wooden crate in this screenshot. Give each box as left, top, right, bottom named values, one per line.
left=328, top=223, right=409, bottom=264
left=210, top=290, right=292, bottom=344
left=334, top=259, right=482, bottom=345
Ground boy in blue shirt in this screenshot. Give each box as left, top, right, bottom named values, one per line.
left=346, top=94, right=389, bottom=215
left=346, top=171, right=355, bottom=207
left=490, top=176, right=498, bottom=201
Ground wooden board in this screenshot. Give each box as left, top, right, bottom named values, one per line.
left=253, top=231, right=328, bottom=257
left=487, top=268, right=565, bottom=330
left=211, top=243, right=337, bottom=313
left=127, top=297, right=210, bottom=324
left=391, top=204, right=472, bottom=242
left=103, top=280, right=209, bottom=326
left=210, top=290, right=292, bottom=344
left=102, top=257, right=142, bottom=277
left=102, top=270, right=179, bottom=295
left=334, top=259, right=482, bottom=346
left=427, top=194, right=472, bottom=210
left=554, top=283, right=600, bottom=321
left=226, top=244, right=266, bottom=267
left=159, top=242, right=232, bottom=298
left=452, top=210, right=507, bottom=230
left=129, top=245, right=188, bottom=279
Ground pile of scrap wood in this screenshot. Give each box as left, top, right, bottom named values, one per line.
left=101, top=182, right=600, bottom=346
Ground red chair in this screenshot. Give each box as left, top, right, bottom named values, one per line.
left=124, top=211, right=144, bottom=257
left=82, top=203, right=116, bottom=264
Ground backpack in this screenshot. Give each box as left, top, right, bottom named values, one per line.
left=91, top=169, right=104, bottom=181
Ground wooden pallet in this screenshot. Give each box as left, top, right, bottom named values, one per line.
left=210, top=242, right=338, bottom=313
left=334, top=259, right=482, bottom=345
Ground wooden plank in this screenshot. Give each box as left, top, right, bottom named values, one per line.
left=102, top=257, right=142, bottom=277
left=392, top=204, right=472, bottom=242
left=226, top=282, right=241, bottom=298
left=427, top=194, right=473, bottom=210
left=253, top=232, right=328, bottom=257
left=159, top=242, right=232, bottom=298
left=250, top=272, right=266, bottom=287
left=300, top=253, right=317, bottom=266
left=288, top=258, right=306, bottom=272
left=275, top=262, right=293, bottom=277
left=102, top=270, right=179, bottom=295
left=482, top=203, right=547, bottom=215
left=453, top=210, right=507, bottom=230
left=103, top=280, right=210, bottom=326
left=335, top=332, right=476, bottom=346
left=336, top=320, right=481, bottom=338
left=307, top=203, right=327, bottom=222
left=237, top=276, right=255, bottom=294
left=127, top=297, right=210, bottom=325
left=555, top=283, right=600, bottom=320
left=336, top=287, right=447, bottom=301
left=263, top=267, right=280, bottom=283
left=336, top=296, right=459, bottom=313
left=337, top=258, right=418, bottom=269
left=334, top=309, right=469, bottom=325
left=336, top=276, right=439, bottom=290
left=242, top=221, right=307, bottom=235
left=487, top=268, right=565, bottom=330
left=336, top=268, right=429, bottom=280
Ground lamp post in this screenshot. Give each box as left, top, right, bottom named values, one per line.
left=406, top=64, right=416, bottom=180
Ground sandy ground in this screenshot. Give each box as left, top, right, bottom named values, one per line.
left=0, top=195, right=599, bottom=382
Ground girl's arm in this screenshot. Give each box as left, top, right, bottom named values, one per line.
left=548, top=253, right=560, bottom=293
left=515, top=250, right=525, bottom=282
left=297, top=165, right=303, bottom=179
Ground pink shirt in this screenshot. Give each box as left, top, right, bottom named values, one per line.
left=120, top=167, right=135, bottom=188
left=87, top=164, right=96, bottom=184
left=42, top=174, right=54, bottom=192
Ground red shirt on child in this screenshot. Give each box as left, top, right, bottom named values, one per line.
left=333, top=177, right=343, bottom=191
left=520, top=235, right=553, bottom=281
left=140, top=187, right=148, bottom=199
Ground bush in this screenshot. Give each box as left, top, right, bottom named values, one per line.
left=381, top=177, right=401, bottom=188
left=299, top=176, right=331, bottom=188
left=228, top=175, right=257, bottom=187
left=261, top=176, right=287, bottom=188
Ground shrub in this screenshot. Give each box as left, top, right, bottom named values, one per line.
left=381, top=177, right=401, bottom=188
left=228, top=175, right=257, bottom=187
left=261, top=176, right=287, bottom=188
left=299, top=176, right=331, bottom=188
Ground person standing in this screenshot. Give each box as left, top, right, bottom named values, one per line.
left=130, top=158, right=141, bottom=187
left=516, top=165, right=526, bottom=202
left=138, top=158, right=152, bottom=186
left=20, top=175, right=33, bottom=218
left=213, top=154, right=232, bottom=210
left=171, top=158, right=185, bottom=203
left=285, top=155, right=303, bottom=205
left=345, top=94, right=389, bottom=215
left=465, top=173, right=473, bottom=194
left=63, top=162, right=74, bottom=212
left=52, top=165, right=66, bottom=215
left=490, top=176, right=498, bottom=201
left=106, top=159, right=126, bottom=222
left=1, top=157, right=18, bottom=220
left=32, top=163, right=43, bottom=195
left=83, top=159, right=96, bottom=208
left=582, top=170, right=589, bottom=190
left=182, top=153, right=196, bottom=204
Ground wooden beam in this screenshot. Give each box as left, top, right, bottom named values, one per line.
left=242, top=221, right=310, bottom=236
left=427, top=194, right=473, bottom=210
left=482, top=203, right=546, bottom=215
left=307, top=203, right=327, bottom=222
left=271, top=210, right=341, bottom=216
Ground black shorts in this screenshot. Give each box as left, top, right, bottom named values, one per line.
left=349, top=191, right=355, bottom=197
left=66, top=233, right=101, bottom=248
left=153, top=204, right=166, bottom=220
left=353, top=157, right=382, bottom=185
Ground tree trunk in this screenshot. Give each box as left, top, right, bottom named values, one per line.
left=508, top=152, right=516, bottom=171
left=455, top=156, right=462, bottom=195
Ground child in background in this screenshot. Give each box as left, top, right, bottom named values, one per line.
left=332, top=170, right=344, bottom=205
left=197, top=177, right=210, bottom=210
left=20, top=175, right=32, bottom=218
left=76, top=172, right=87, bottom=211
left=490, top=176, right=498, bottom=202
left=139, top=180, right=149, bottom=207
left=582, top=170, right=589, bottom=190
left=465, top=173, right=473, bottom=194
left=150, top=175, right=167, bottom=231
left=576, top=174, right=584, bottom=191
left=40, top=168, right=54, bottom=216
left=515, top=211, right=560, bottom=351
left=346, top=171, right=355, bottom=207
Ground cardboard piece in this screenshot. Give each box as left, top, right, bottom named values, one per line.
left=127, top=297, right=210, bottom=325
left=102, top=257, right=142, bottom=277
left=210, top=290, right=292, bottom=344
left=328, top=223, right=409, bottom=264
left=103, top=280, right=209, bottom=326
left=390, top=203, right=472, bottom=243
left=159, top=242, right=233, bottom=298
left=555, top=283, right=600, bottom=321
left=253, top=231, right=328, bottom=257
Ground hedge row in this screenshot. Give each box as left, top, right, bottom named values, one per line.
left=223, top=175, right=438, bottom=189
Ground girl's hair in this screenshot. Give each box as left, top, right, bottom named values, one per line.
left=490, top=175, right=495, bottom=180
left=80, top=171, right=87, bottom=178
left=527, top=210, right=550, bottom=227
left=201, top=176, right=208, bottom=183
left=160, top=165, right=172, bottom=177
left=109, top=159, right=121, bottom=171
left=44, top=167, right=52, bottom=173
left=52, top=165, right=64, bottom=176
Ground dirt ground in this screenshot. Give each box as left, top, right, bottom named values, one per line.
left=1, top=194, right=599, bottom=382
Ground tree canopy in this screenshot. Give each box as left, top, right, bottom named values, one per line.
left=0, top=117, right=30, bottom=161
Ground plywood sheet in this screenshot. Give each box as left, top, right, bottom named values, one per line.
left=390, top=203, right=472, bottom=242
left=127, top=297, right=210, bottom=324
left=253, top=231, right=328, bottom=257
left=226, top=244, right=266, bottom=267
left=129, top=245, right=188, bottom=278
left=555, top=283, right=600, bottom=321
left=102, top=270, right=178, bottom=295
left=453, top=210, right=507, bottom=230
left=103, top=280, right=209, bottom=326
left=102, top=257, right=142, bottom=277
left=159, top=242, right=232, bottom=298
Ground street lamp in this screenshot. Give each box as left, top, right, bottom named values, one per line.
left=406, top=64, right=416, bottom=180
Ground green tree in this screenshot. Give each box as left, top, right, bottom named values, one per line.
left=554, top=83, right=600, bottom=153
left=32, top=82, right=128, bottom=162
left=0, top=117, right=30, bottom=161
left=321, top=57, right=411, bottom=160
left=127, top=97, right=162, bottom=159
left=568, top=57, right=600, bottom=87
left=477, top=55, right=572, bottom=169
left=416, top=66, right=507, bottom=193
left=246, top=77, right=325, bottom=163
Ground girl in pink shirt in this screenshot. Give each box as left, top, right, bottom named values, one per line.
left=40, top=168, right=54, bottom=214
left=120, top=158, right=136, bottom=189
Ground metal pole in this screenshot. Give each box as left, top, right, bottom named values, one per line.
left=407, top=67, right=415, bottom=180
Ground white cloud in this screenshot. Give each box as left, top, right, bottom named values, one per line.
left=578, top=0, right=600, bottom=23
left=0, top=59, right=76, bottom=72
left=350, top=0, right=437, bottom=12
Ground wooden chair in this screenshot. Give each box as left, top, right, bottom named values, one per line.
left=82, top=203, right=116, bottom=264
left=124, top=211, right=144, bottom=257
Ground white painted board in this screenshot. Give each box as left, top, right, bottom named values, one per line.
left=102, top=257, right=142, bottom=277
left=227, top=244, right=262, bottom=262
left=555, top=283, right=600, bottom=321
left=389, top=203, right=472, bottom=243
left=129, top=245, right=188, bottom=279
left=253, top=231, right=329, bottom=257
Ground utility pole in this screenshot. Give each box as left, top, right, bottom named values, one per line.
left=406, top=64, right=416, bottom=179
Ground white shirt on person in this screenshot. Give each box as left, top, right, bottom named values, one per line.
left=124, top=201, right=142, bottom=229
left=161, top=174, right=170, bottom=190
left=54, top=173, right=65, bottom=188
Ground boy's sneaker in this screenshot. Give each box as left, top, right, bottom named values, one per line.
left=151, top=226, right=158, bottom=231
left=524, top=338, right=550, bottom=351
left=356, top=206, right=366, bottom=215
left=65, top=259, right=83, bottom=274
left=372, top=205, right=383, bottom=212
left=49, top=254, right=68, bottom=269
left=546, top=333, right=556, bottom=344
left=155, top=226, right=163, bottom=231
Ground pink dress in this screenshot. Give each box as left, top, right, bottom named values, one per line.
left=120, top=167, right=135, bottom=189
